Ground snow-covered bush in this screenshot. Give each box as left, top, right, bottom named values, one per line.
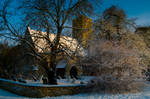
left=120, top=32, right=150, bottom=70
left=81, top=40, right=146, bottom=93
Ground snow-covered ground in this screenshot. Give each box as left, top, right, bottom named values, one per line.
left=0, top=76, right=91, bottom=87
left=0, top=77, right=150, bottom=99
left=0, top=89, right=24, bottom=99
left=1, top=83, right=150, bottom=99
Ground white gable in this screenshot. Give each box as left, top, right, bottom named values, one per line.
left=27, top=27, right=85, bottom=56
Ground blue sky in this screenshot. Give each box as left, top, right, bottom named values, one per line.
left=101, top=0, right=150, bottom=25
left=6, top=0, right=150, bottom=26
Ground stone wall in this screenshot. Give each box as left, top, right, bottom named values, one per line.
left=0, top=78, right=86, bottom=98
left=72, top=15, right=93, bottom=49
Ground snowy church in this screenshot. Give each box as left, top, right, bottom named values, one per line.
left=19, top=15, right=92, bottom=80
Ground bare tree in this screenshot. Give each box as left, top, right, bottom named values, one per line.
left=81, top=40, right=146, bottom=93
left=94, top=5, right=136, bottom=40
left=0, top=0, right=102, bottom=84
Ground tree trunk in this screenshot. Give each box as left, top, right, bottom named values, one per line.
left=46, top=26, right=62, bottom=85
left=47, top=69, right=57, bottom=84
left=47, top=47, right=57, bottom=85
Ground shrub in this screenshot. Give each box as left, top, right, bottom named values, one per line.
left=0, top=43, right=24, bottom=79
left=81, top=40, right=146, bottom=93
left=120, top=32, right=150, bottom=69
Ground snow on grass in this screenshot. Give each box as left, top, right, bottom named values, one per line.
left=0, top=76, right=94, bottom=86
left=56, top=76, right=94, bottom=85
left=43, top=93, right=143, bottom=99
left=1, top=77, right=150, bottom=99
left=0, top=78, right=85, bottom=87
left=0, top=76, right=94, bottom=87
left=1, top=87, right=150, bottom=99
left=0, top=89, right=26, bottom=99
left=43, top=82, right=150, bottom=99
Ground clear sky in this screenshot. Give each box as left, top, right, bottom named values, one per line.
left=5, top=0, right=150, bottom=26
left=101, top=0, right=150, bottom=26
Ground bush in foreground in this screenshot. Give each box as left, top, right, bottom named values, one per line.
left=81, top=40, right=146, bottom=93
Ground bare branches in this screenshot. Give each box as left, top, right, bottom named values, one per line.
left=81, top=40, right=146, bottom=93
left=94, top=5, right=136, bottom=40
left=0, top=0, right=102, bottom=84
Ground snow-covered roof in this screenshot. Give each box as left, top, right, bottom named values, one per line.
left=27, top=27, right=85, bottom=56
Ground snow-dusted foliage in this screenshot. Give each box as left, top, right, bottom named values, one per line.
left=81, top=40, right=146, bottom=93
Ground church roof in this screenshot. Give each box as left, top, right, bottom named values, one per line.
left=27, top=27, right=85, bottom=56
